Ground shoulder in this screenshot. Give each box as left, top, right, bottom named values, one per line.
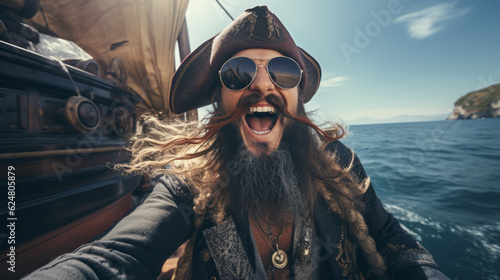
left=324, top=140, right=353, bottom=168
left=153, top=174, right=194, bottom=204
left=324, top=140, right=368, bottom=181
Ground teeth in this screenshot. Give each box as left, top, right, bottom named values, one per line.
left=249, top=106, right=275, bottom=114
left=251, top=129, right=271, bottom=135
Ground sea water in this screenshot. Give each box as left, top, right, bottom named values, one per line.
left=342, top=118, right=500, bottom=280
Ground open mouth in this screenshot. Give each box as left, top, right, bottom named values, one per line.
left=244, top=106, right=280, bottom=135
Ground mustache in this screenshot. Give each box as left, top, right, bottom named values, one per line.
left=236, top=92, right=287, bottom=115
left=213, top=91, right=341, bottom=143
left=211, top=92, right=287, bottom=129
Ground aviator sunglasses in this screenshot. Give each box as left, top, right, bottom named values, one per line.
left=219, top=56, right=303, bottom=91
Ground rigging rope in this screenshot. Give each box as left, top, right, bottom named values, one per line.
left=215, top=0, right=234, bottom=21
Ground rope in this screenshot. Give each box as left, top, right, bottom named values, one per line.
left=56, top=59, right=81, bottom=96
left=38, top=0, right=51, bottom=33
left=215, top=0, right=234, bottom=21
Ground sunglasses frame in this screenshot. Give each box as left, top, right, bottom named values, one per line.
left=218, top=56, right=303, bottom=91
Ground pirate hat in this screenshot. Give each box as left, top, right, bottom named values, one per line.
left=169, top=6, right=321, bottom=114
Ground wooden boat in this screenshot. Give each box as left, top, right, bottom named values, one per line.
left=0, top=0, right=193, bottom=278
left=0, top=38, right=142, bottom=279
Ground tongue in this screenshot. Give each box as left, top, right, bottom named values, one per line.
left=247, top=116, right=273, bottom=131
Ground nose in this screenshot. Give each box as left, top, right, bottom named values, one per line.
left=249, top=65, right=275, bottom=94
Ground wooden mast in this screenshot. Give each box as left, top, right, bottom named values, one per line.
left=177, top=17, right=198, bottom=122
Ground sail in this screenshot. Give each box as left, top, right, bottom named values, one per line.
left=27, top=0, right=190, bottom=116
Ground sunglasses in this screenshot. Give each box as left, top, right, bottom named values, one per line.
left=219, top=56, right=303, bottom=91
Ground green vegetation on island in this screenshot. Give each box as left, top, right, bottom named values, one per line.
left=448, top=83, right=500, bottom=119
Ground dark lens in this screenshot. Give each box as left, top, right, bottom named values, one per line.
left=267, top=57, right=302, bottom=89
left=220, top=57, right=256, bottom=90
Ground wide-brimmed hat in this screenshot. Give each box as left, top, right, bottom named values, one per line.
left=169, top=6, right=321, bottom=114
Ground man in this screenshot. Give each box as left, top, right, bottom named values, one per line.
left=25, top=6, right=449, bottom=280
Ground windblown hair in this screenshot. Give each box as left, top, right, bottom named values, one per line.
left=116, top=87, right=387, bottom=279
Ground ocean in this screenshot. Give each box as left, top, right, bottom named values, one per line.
left=342, top=118, right=500, bottom=280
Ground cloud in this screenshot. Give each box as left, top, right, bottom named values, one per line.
left=394, top=2, right=470, bottom=39
left=321, top=76, right=349, bottom=87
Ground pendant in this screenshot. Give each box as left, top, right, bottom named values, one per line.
left=297, top=232, right=312, bottom=262
left=271, top=248, right=288, bottom=269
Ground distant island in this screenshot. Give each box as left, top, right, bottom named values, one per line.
left=347, top=114, right=445, bottom=125
left=448, top=83, right=500, bottom=120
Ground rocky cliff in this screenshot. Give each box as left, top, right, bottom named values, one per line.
left=448, top=83, right=500, bottom=120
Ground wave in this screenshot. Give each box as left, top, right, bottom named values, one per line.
left=346, top=120, right=500, bottom=280
left=384, top=203, right=500, bottom=280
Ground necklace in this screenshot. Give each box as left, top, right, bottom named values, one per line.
left=253, top=214, right=288, bottom=270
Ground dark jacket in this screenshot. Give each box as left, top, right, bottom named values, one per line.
left=24, top=141, right=449, bottom=279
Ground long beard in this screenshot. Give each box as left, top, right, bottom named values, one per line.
left=223, top=120, right=313, bottom=225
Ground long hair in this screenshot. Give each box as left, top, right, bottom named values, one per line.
left=116, top=86, right=387, bottom=279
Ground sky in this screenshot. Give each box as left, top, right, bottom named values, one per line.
left=184, top=0, right=500, bottom=124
